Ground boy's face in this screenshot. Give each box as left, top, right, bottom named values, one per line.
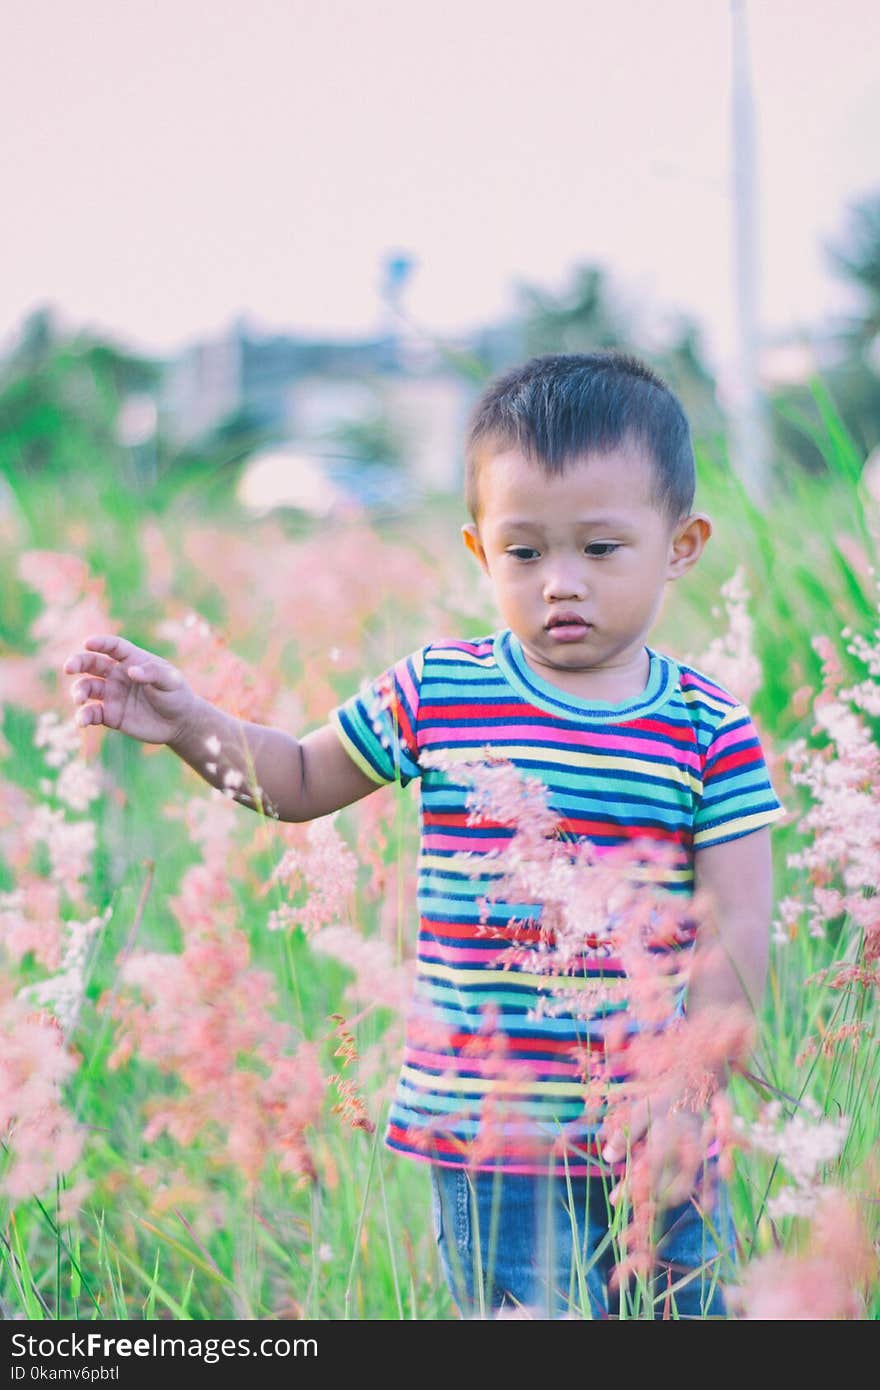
left=462, top=443, right=710, bottom=690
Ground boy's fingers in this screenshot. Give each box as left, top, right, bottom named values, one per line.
left=66, top=645, right=179, bottom=693
left=651, top=1157, right=693, bottom=1208
left=71, top=677, right=103, bottom=701
left=65, top=652, right=115, bottom=678
left=601, top=1100, right=649, bottom=1162
left=75, top=702, right=103, bottom=728
left=66, top=639, right=139, bottom=677
left=82, top=634, right=135, bottom=660
left=126, top=660, right=180, bottom=692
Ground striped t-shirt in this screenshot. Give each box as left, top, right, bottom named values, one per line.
left=331, top=629, right=785, bottom=1175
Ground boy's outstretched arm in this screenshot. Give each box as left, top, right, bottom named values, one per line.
left=64, top=633, right=380, bottom=822
left=170, top=706, right=382, bottom=822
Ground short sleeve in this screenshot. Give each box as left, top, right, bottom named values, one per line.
left=693, top=703, right=786, bottom=850
left=330, top=647, right=425, bottom=787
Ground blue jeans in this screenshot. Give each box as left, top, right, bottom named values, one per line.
left=429, top=1161, right=736, bottom=1319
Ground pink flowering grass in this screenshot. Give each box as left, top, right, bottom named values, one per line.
left=727, top=1186, right=878, bottom=1319
left=0, top=456, right=879, bottom=1317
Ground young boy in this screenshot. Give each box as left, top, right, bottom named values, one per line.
left=63, top=352, right=784, bottom=1319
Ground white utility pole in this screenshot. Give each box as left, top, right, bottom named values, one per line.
left=730, top=0, right=770, bottom=506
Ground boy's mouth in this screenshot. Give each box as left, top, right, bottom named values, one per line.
left=545, top=612, right=593, bottom=642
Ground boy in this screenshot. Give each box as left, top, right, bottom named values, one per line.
left=63, top=352, right=784, bottom=1319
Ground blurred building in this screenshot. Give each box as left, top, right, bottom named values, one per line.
left=159, top=316, right=473, bottom=494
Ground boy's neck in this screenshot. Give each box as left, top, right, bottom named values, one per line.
left=514, top=636, right=652, bottom=704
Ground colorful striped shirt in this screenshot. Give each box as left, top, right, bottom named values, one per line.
left=331, top=629, right=786, bottom=1175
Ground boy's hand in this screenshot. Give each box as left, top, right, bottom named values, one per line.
left=601, top=1095, right=705, bottom=1208
left=63, top=634, right=198, bottom=746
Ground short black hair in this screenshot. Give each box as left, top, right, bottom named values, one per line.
left=464, top=352, right=695, bottom=529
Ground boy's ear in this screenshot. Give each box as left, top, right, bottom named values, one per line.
left=667, top=512, right=712, bottom=579
left=461, top=522, right=489, bottom=574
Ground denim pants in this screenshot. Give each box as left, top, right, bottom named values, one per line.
left=429, top=1160, right=736, bottom=1319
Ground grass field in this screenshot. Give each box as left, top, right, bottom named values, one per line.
left=1, top=417, right=878, bottom=1319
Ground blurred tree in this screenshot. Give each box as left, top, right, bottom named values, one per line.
left=515, top=265, right=627, bottom=357
left=827, top=195, right=880, bottom=353
left=654, top=317, right=726, bottom=451
left=12, top=306, right=54, bottom=373
left=512, top=265, right=726, bottom=451
left=0, top=307, right=161, bottom=484
left=769, top=193, right=880, bottom=479
left=377, top=258, right=726, bottom=455
left=158, top=403, right=276, bottom=514
left=321, top=408, right=404, bottom=470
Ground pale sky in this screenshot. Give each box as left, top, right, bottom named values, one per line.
left=3, top=0, right=878, bottom=374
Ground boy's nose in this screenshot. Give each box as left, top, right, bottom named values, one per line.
left=543, top=565, right=588, bottom=602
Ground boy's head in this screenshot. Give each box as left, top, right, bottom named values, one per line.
left=464, top=351, right=695, bottom=531
left=460, top=352, right=711, bottom=688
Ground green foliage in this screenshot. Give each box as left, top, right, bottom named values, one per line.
left=0, top=312, right=160, bottom=486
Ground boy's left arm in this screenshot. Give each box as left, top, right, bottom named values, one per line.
left=601, top=828, right=774, bottom=1201
left=686, top=823, right=773, bottom=1043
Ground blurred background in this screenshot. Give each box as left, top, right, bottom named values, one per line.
left=1, top=0, right=878, bottom=524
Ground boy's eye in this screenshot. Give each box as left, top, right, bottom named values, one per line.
left=506, top=546, right=540, bottom=561
left=585, top=543, right=620, bottom=557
